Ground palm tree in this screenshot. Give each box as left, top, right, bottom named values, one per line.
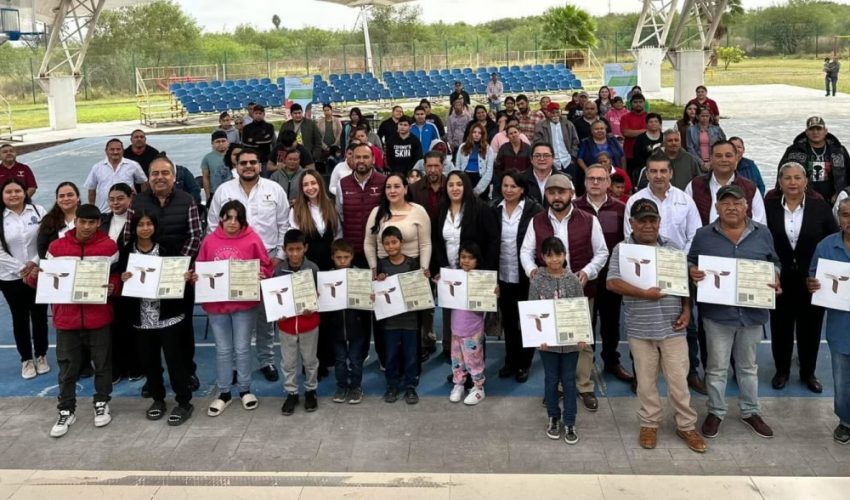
left=272, top=14, right=281, bottom=30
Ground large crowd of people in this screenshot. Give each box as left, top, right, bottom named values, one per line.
left=1, top=83, right=849, bottom=453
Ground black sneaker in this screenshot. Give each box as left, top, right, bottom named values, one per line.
left=546, top=417, right=561, bottom=440
left=261, top=365, right=279, bottom=382
left=834, top=424, right=850, bottom=445
left=332, top=388, right=349, bottom=403
left=304, top=390, right=318, bottom=412
left=347, top=387, right=363, bottom=404
left=188, top=374, right=200, bottom=392
left=383, top=387, right=399, bottom=403
left=281, top=394, right=299, bottom=415
left=564, top=425, right=579, bottom=445
left=404, top=388, right=419, bottom=405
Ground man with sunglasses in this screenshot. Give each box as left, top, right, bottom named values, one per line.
left=208, top=148, right=291, bottom=382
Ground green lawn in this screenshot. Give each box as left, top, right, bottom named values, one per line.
left=4, top=57, right=845, bottom=131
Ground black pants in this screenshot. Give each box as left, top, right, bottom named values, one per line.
left=56, top=326, right=112, bottom=412
left=139, top=320, right=192, bottom=405
left=317, top=314, right=338, bottom=372
left=499, top=280, right=535, bottom=371
left=592, top=275, right=624, bottom=369
left=0, top=279, right=48, bottom=362
left=353, top=252, right=385, bottom=366
left=771, top=277, right=825, bottom=378
left=182, top=289, right=197, bottom=374
left=111, top=297, right=143, bottom=378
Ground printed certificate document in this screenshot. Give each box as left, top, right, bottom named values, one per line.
left=71, top=260, right=110, bottom=304
left=437, top=268, right=498, bottom=312
left=811, top=258, right=850, bottom=312
left=261, top=271, right=318, bottom=321
left=35, top=260, right=76, bottom=304
left=122, top=254, right=190, bottom=299
left=519, top=297, right=593, bottom=348
left=372, top=270, right=434, bottom=320
left=696, top=256, right=776, bottom=309
left=317, top=269, right=373, bottom=312
left=228, top=260, right=260, bottom=301
left=195, top=260, right=260, bottom=303
left=618, top=244, right=689, bottom=297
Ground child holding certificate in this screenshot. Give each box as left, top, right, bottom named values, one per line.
left=277, top=229, right=321, bottom=416
left=327, top=239, right=371, bottom=404
left=119, top=210, right=195, bottom=425
left=448, top=242, right=495, bottom=405
left=195, top=200, right=273, bottom=419
left=528, top=237, right=586, bottom=445
left=375, top=226, right=422, bottom=405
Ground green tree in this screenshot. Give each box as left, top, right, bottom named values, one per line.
left=272, top=15, right=281, bottom=30
left=541, top=4, right=597, bottom=49
left=716, top=46, right=746, bottom=69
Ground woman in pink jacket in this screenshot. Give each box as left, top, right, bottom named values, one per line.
left=194, top=200, right=273, bottom=417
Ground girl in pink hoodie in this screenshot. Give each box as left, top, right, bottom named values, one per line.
left=194, top=200, right=273, bottom=417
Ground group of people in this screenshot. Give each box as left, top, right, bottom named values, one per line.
left=1, top=81, right=849, bottom=452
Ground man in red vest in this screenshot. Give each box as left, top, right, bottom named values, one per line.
left=520, top=174, right=610, bottom=411
left=335, top=143, right=386, bottom=269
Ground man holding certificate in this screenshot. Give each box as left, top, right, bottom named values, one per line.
left=688, top=185, right=781, bottom=440
left=520, top=172, right=609, bottom=411
left=27, top=204, right=121, bottom=438
left=607, top=199, right=705, bottom=453
left=807, top=197, right=850, bottom=444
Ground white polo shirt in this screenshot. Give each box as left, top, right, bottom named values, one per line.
left=625, top=185, right=702, bottom=253
left=0, top=204, right=44, bottom=280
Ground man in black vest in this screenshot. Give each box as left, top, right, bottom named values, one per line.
left=126, top=155, right=203, bottom=392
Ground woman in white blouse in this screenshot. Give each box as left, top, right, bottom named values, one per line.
left=0, top=178, right=48, bottom=379
left=493, top=170, right=543, bottom=383
left=288, top=170, right=341, bottom=271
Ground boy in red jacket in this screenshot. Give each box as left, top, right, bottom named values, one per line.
left=277, top=229, right=320, bottom=416
left=27, top=204, right=121, bottom=438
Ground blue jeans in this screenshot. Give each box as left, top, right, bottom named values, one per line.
left=489, top=101, right=501, bottom=113
left=540, top=350, right=579, bottom=425
left=831, top=348, right=850, bottom=426
left=209, top=307, right=257, bottom=393
left=384, top=328, right=418, bottom=390
left=335, top=323, right=367, bottom=390
left=703, top=318, right=761, bottom=419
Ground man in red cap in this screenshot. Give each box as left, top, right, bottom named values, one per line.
left=532, top=101, right=579, bottom=176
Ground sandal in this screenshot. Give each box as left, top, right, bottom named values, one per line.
left=146, top=400, right=166, bottom=421
left=207, top=397, right=232, bottom=417
left=241, top=392, right=258, bottom=410
left=167, top=404, right=194, bottom=426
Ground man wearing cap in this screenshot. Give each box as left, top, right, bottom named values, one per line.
left=520, top=174, right=609, bottom=411
left=574, top=164, right=633, bottom=386
left=688, top=184, right=781, bottom=440
left=279, top=103, right=322, bottom=164
left=607, top=199, right=706, bottom=453
left=449, top=81, right=470, bottom=109
left=567, top=91, right=589, bottom=121
left=627, top=152, right=705, bottom=392
left=200, top=130, right=231, bottom=201
left=778, top=116, right=848, bottom=202
left=532, top=102, right=579, bottom=175
left=686, top=140, right=766, bottom=226
left=241, top=105, right=276, bottom=171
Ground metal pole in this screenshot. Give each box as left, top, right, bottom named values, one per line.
left=413, top=41, right=416, bottom=71
left=223, top=51, right=228, bottom=80
left=445, top=39, right=449, bottom=69
left=505, top=37, right=509, bottom=65
left=534, top=36, right=538, bottom=64
left=306, top=46, right=310, bottom=74
left=266, top=48, right=271, bottom=78
left=29, top=58, right=36, bottom=105
left=361, top=5, right=375, bottom=75
left=615, top=32, right=619, bottom=63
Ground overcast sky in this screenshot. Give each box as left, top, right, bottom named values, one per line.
left=176, top=0, right=803, bottom=33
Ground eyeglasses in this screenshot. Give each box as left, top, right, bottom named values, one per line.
left=238, top=160, right=259, bottom=166
left=585, top=176, right=608, bottom=183
left=532, top=154, right=553, bottom=159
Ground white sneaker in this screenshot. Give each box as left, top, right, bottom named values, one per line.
left=464, top=387, right=485, bottom=405
left=35, top=356, right=50, bottom=375
left=21, top=360, right=36, bottom=379
left=93, top=402, right=112, bottom=428
left=449, top=384, right=465, bottom=403
left=50, top=410, right=76, bottom=438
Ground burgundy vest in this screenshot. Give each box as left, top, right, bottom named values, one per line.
left=340, top=171, right=386, bottom=254
left=690, top=174, right=757, bottom=225
left=531, top=208, right=598, bottom=297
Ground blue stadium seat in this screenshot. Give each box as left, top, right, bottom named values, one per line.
left=196, top=81, right=209, bottom=89
left=544, top=64, right=554, bottom=70
left=571, top=79, right=582, bottom=89
left=184, top=102, right=200, bottom=113
left=533, top=64, right=543, bottom=70
left=555, top=63, right=566, bottom=70
left=169, top=83, right=182, bottom=91
left=173, top=89, right=187, bottom=98
left=383, top=72, right=393, bottom=79
left=521, top=65, right=531, bottom=71
left=199, top=102, right=215, bottom=113
left=340, top=74, right=351, bottom=80
left=259, top=78, right=271, bottom=85
left=477, top=67, right=487, bottom=74
left=462, top=68, right=472, bottom=74
left=235, top=79, right=247, bottom=86
left=404, top=70, right=415, bottom=77
left=351, top=73, right=362, bottom=80
left=183, top=82, right=196, bottom=90
left=429, top=69, right=439, bottom=76
left=224, top=80, right=235, bottom=88
left=439, top=69, right=450, bottom=75
left=247, top=78, right=259, bottom=86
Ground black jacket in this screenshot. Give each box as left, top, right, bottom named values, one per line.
left=491, top=197, right=544, bottom=286
left=779, top=132, right=849, bottom=201
left=765, top=196, right=838, bottom=284
left=431, top=199, right=500, bottom=274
